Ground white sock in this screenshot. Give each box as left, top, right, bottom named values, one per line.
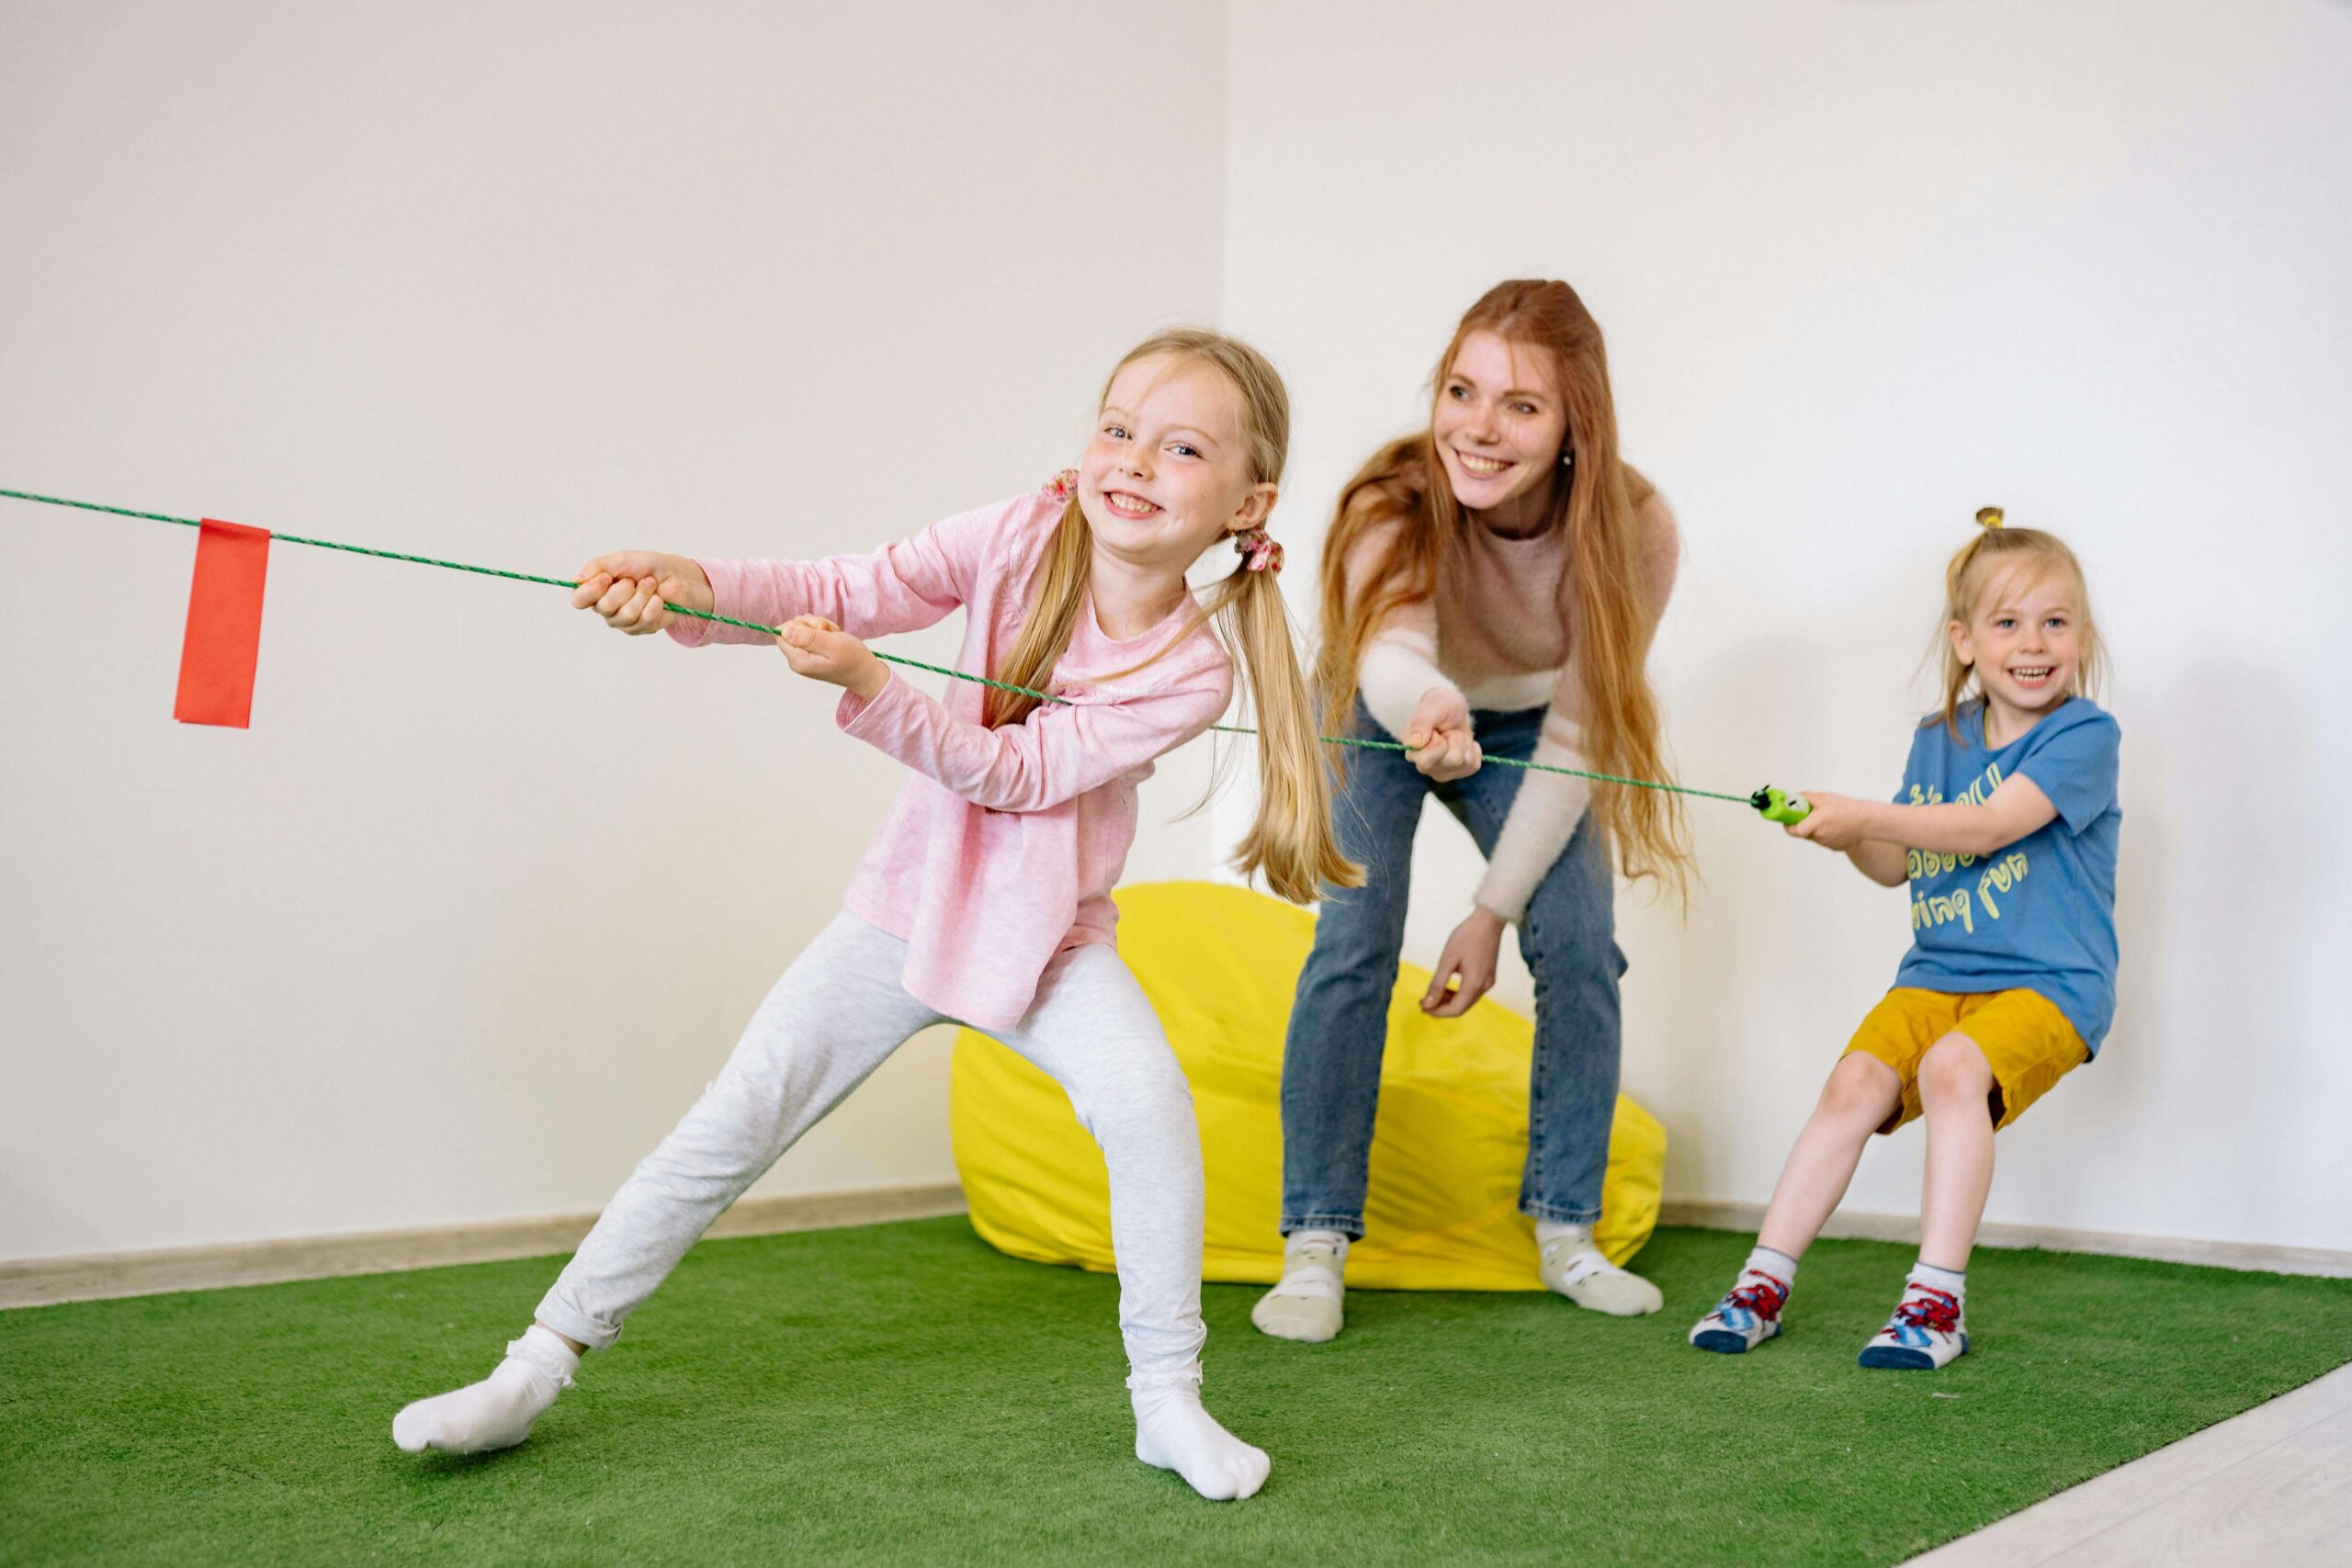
left=1534, top=1221, right=1664, bottom=1317
left=392, top=1325, right=579, bottom=1455
left=1911, top=1259, right=1966, bottom=1298
left=1129, top=1370, right=1270, bottom=1501
left=1282, top=1228, right=1348, bottom=1279
left=1250, top=1229, right=1348, bottom=1344
left=1747, top=1245, right=1800, bottom=1289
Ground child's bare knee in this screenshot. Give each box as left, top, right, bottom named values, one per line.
left=1918, top=1034, right=1992, bottom=1106
left=1822, top=1054, right=1898, bottom=1122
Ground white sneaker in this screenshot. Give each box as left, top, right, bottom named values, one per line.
left=1858, top=1282, right=1968, bottom=1370
left=1688, top=1270, right=1791, bottom=1354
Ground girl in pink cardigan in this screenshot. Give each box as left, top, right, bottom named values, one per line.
left=391, top=331, right=1354, bottom=1502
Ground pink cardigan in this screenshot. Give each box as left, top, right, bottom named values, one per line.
left=667, top=479, right=1233, bottom=1028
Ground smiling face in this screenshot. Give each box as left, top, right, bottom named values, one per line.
left=1079, top=354, right=1274, bottom=573
left=1950, top=564, right=2085, bottom=737
left=1430, top=329, right=1570, bottom=530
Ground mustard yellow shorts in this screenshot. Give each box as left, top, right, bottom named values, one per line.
left=1844, top=987, right=2087, bottom=1134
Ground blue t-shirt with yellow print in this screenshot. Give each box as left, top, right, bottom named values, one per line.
left=1891, top=696, right=2122, bottom=1055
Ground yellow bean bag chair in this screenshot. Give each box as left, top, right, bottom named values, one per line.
left=952, top=880, right=1664, bottom=1291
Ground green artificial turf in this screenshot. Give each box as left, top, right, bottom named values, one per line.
left=3, top=1218, right=2346, bottom=1567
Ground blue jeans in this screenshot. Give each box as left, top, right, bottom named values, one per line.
left=1279, top=701, right=1626, bottom=1235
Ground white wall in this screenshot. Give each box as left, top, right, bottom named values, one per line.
left=0, top=1, right=1229, bottom=1259
left=8, top=0, right=2347, bottom=1266
left=1220, top=0, right=2352, bottom=1252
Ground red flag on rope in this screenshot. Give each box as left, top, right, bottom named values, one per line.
left=173, top=518, right=272, bottom=728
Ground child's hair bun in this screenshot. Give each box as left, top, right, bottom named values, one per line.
left=1975, top=506, right=2005, bottom=529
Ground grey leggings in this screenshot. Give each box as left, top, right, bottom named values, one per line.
left=536, top=910, right=1209, bottom=1381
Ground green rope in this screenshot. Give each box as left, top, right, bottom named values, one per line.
left=2, top=484, right=1757, bottom=805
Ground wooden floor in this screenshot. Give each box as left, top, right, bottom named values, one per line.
left=1915, top=1361, right=2352, bottom=1565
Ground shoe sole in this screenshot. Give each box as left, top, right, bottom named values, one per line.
left=1858, top=1334, right=1967, bottom=1371
left=1690, top=1320, right=1780, bottom=1354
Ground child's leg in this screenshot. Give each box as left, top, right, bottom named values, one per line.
left=394, top=912, right=941, bottom=1454
left=1690, top=1052, right=1903, bottom=1354
left=1756, top=1052, right=1905, bottom=1259
left=1915, top=1033, right=1996, bottom=1271
left=1860, top=1000, right=2085, bottom=1371
left=997, top=944, right=1267, bottom=1503
left=1855, top=1032, right=1995, bottom=1371
left=532, top=913, right=943, bottom=1348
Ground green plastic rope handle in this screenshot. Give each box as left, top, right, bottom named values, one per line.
left=1750, top=785, right=1813, bottom=824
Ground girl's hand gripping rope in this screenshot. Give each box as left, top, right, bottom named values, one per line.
left=1780, top=790, right=1875, bottom=850
left=779, top=615, right=889, bottom=700
left=572, top=551, right=714, bottom=635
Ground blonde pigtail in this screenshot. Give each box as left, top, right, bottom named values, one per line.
left=1216, top=564, right=1362, bottom=901
left=985, top=496, right=1092, bottom=729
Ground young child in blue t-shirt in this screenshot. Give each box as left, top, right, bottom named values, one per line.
left=1690, top=511, right=2120, bottom=1370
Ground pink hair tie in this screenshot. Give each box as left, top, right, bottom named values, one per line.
left=1234, top=527, right=1283, bottom=574
left=1042, top=468, right=1080, bottom=502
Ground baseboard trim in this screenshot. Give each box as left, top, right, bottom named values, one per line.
left=0, top=1182, right=969, bottom=1310
left=12, top=1189, right=2342, bottom=1310
left=1659, top=1201, right=2352, bottom=1278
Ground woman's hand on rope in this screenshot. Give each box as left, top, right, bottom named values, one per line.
left=779, top=615, right=889, bottom=699
left=1403, top=687, right=1481, bottom=782
left=571, top=552, right=715, bottom=635
left=1422, top=905, right=1506, bottom=1017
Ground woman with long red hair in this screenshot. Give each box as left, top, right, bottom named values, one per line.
left=1254, top=279, right=1690, bottom=1342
